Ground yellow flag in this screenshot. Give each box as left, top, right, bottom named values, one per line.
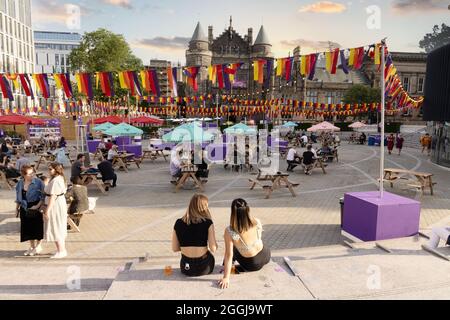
left=208, top=65, right=216, bottom=83
left=140, top=70, right=147, bottom=89
left=276, top=59, right=283, bottom=76
left=374, top=44, right=381, bottom=65
left=300, top=56, right=306, bottom=76
left=118, top=72, right=127, bottom=89
left=95, top=73, right=100, bottom=89
left=75, top=73, right=83, bottom=93
left=253, top=61, right=259, bottom=81
left=54, top=74, right=62, bottom=89
left=325, top=52, right=332, bottom=73
left=349, top=48, right=355, bottom=66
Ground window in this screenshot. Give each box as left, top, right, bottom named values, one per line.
left=418, top=77, right=424, bottom=93
left=35, top=52, right=38, bottom=65
left=55, top=53, right=59, bottom=66
left=46, top=53, right=49, bottom=65
left=0, top=13, right=3, bottom=31
left=403, top=76, right=410, bottom=92
left=60, top=54, right=65, bottom=66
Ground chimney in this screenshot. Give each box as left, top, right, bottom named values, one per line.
left=208, top=26, right=213, bottom=44
left=247, top=28, right=253, bottom=45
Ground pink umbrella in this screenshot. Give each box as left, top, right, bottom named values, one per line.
left=349, top=121, right=366, bottom=129
left=307, top=121, right=340, bottom=132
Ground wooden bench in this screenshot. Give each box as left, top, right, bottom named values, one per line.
left=0, top=171, right=15, bottom=190
left=383, top=168, right=436, bottom=195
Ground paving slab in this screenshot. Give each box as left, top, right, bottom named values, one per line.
left=103, top=261, right=313, bottom=300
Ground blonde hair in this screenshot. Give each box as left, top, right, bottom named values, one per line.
left=182, top=194, right=211, bottom=225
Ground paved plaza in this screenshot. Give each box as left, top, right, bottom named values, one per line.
left=0, top=143, right=449, bottom=299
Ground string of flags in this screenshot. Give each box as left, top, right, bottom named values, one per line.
left=0, top=41, right=423, bottom=114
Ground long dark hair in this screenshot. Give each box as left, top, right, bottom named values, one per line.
left=48, top=162, right=66, bottom=183
left=230, top=198, right=255, bottom=233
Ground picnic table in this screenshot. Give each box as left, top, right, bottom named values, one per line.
left=80, top=171, right=107, bottom=195
left=141, top=149, right=168, bottom=162
left=249, top=170, right=299, bottom=199
left=174, top=166, right=204, bottom=193
left=112, top=153, right=141, bottom=172
left=294, top=156, right=327, bottom=174
left=35, top=153, right=56, bottom=170
left=383, top=168, right=436, bottom=195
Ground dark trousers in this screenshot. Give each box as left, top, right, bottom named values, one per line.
left=102, top=173, right=117, bottom=187
left=287, top=160, right=300, bottom=171
left=180, top=251, right=215, bottom=277
left=233, top=246, right=271, bottom=272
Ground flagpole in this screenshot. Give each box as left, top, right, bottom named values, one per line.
left=379, top=39, right=386, bottom=198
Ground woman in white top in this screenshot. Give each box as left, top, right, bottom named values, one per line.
left=218, top=198, right=271, bottom=289
left=43, top=162, right=68, bottom=259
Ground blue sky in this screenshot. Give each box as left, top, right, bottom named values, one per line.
left=32, top=0, right=450, bottom=64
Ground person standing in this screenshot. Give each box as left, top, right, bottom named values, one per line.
left=396, top=134, right=404, bottom=155
left=15, top=165, right=45, bottom=256
left=43, top=162, right=68, bottom=259
left=387, top=134, right=395, bottom=155
left=420, top=133, right=432, bottom=155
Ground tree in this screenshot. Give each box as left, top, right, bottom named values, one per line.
left=69, top=28, right=142, bottom=72
left=343, top=84, right=380, bottom=104
left=69, top=28, right=143, bottom=102
left=419, top=24, right=450, bottom=53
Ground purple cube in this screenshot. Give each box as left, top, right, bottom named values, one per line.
left=343, top=191, right=420, bottom=241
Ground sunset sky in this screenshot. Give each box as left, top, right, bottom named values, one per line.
left=32, top=0, right=450, bottom=64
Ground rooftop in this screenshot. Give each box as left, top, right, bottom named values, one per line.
left=34, top=31, right=82, bottom=42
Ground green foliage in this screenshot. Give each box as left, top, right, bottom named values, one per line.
left=69, top=28, right=143, bottom=101
left=419, top=24, right=450, bottom=53
left=385, top=122, right=401, bottom=134
left=343, top=84, right=381, bottom=105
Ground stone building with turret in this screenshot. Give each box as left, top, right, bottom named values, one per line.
left=185, top=17, right=274, bottom=96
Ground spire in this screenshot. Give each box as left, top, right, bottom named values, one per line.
left=229, top=16, right=233, bottom=30
left=191, top=22, right=207, bottom=42
left=254, top=25, right=270, bottom=45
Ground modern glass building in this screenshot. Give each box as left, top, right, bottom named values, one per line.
left=34, top=31, right=81, bottom=73
left=0, top=0, right=34, bottom=108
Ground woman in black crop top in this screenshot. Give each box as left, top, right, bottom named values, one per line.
left=172, top=194, right=218, bottom=277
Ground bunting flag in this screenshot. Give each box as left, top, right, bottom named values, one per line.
left=353, top=47, right=365, bottom=70
left=300, top=55, right=307, bottom=76
left=131, top=71, right=143, bottom=97
left=340, top=50, right=349, bottom=75
left=276, top=58, right=286, bottom=76
left=75, top=73, right=94, bottom=100
left=54, top=73, right=73, bottom=99
left=264, top=59, right=273, bottom=89
left=330, top=48, right=339, bottom=74
left=307, top=54, right=318, bottom=80
left=149, top=70, right=161, bottom=97
left=325, top=51, right=332, bottom=73
left=98, top=72, right=114, bottom=97
left=253, top=60, right=266, bottom=84
left=5, top=74, right=19, bottom=90
left=18, top=74, right=34, bottom=99
left=208, top=65, right=216, bottom=83
left=285, top=57, right=293, bottom=82
left=374, top=43, right=381, bottom=65
left=32, top=74, right=50, bottom=99
left=216, top=64, right=224, bottom=89
left=184, top=66, right=200, bottom=92
left=167, top=66, right=178, bottom=97
left=0, top=75, right=14, bottom=100
left=348, top=48, right=356, bottom=66
left=227, top=63, right=243, bottom=84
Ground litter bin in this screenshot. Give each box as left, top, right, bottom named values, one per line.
left=339, top=197, right=344, bottom=228
left=368, top=136, right=375, bottom=146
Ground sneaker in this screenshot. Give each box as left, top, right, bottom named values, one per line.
left=50, top=251, right=67, bottom=259
left=24, top=247, right=33, bottom=256
left=31, top=245, right=42, bottom=255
